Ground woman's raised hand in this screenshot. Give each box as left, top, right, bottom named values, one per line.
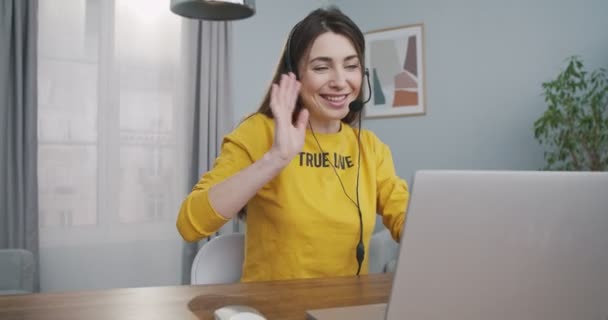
left=268, top=72, right=309, bottom=164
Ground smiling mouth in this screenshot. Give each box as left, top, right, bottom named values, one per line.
left=320, top=94, right=349, bottom=108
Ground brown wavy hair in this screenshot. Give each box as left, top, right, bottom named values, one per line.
left=254, top=6, right=366, bottom=126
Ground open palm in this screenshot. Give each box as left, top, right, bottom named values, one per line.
left=269, top=73, right=309, bottom=163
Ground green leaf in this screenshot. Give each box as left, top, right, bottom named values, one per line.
left=534, top=56, right=608, bottom=171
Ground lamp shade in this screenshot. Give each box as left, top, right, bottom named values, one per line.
left=170, top=0, right=255, bottom=20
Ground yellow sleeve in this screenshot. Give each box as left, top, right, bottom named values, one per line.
left=375, top=139, right=410, bottom=242
left=176, top=114, right=269, bottom=242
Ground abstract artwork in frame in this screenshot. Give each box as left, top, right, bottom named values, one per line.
left=364, top=23, right=426, bottom=118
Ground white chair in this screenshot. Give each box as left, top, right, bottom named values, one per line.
left=368, top=229, right=400, bottom=274
left=191, top=233, right=245, bottom=285
left=190, top=230, right=397, bottom=285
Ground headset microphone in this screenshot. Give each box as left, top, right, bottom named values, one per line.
left=348, top=68, right=372, bottom=113
left=348, top=100, right=363, bottom=112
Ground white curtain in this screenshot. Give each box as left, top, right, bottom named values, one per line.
left=36, top=0, right=232, bottom=292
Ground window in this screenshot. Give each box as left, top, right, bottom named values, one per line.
left=38, top=0, right=187, bottom=245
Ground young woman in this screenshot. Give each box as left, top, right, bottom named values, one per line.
left=177, top=7, right=409, bottom=282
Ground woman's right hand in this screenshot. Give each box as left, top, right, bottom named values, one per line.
left=201, top=73, right=309, bottom=221
left=268, top=72, right=309, bottom=165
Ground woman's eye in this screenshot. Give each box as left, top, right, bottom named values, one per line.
left=313, top=66, right=329, bottom=71
left=346, top=65, right=359, bottom=70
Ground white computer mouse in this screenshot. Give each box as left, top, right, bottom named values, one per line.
left=213, top=305, right=267, bottom=320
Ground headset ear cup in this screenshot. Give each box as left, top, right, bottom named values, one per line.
left=283, top=51, right=292, bottom=74
left=284, top=21, right=302, bottom=76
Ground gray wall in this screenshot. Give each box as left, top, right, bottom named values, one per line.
left=232, top=0, right=608, bottom=183
left=40, top=240, right=183, bottom=292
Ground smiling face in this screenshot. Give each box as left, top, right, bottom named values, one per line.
left=298, top=32, right=363, bottom=133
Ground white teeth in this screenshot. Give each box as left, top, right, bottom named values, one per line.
left=323, top=95, right=346, bottom=102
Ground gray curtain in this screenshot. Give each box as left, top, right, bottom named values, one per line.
left=180, top=19, right=234, bottom=285
left=0, top=0, right=39, bottom=291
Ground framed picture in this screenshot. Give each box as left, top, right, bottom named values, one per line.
left=363, top=23, right=426, bottom=118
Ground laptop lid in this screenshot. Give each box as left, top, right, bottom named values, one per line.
left=386, top=170, right=608, bottom=320
left=306, top=303, right=386, bottom=320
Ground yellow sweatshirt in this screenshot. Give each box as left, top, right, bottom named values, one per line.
left=177, top=113, right=409, bottom=282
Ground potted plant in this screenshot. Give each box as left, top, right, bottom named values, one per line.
left=534, top=56, right=608, bottom=171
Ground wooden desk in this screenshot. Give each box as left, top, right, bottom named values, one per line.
left=0, top=273, right=392, bottom=320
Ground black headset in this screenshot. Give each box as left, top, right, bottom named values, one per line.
left=283, top=22, right=372, bottom=275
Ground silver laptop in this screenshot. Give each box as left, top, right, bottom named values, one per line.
left=307, top=170, right=608, bottom=320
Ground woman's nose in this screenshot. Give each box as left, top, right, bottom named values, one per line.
left=328, top=70, right=347, bottom=88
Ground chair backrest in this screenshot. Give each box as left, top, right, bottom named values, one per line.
left=191, top=233, right=245, bottom=285
left=0, top=249, right=35, bottom=295
left=368, top=229, right=399, bottom=274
